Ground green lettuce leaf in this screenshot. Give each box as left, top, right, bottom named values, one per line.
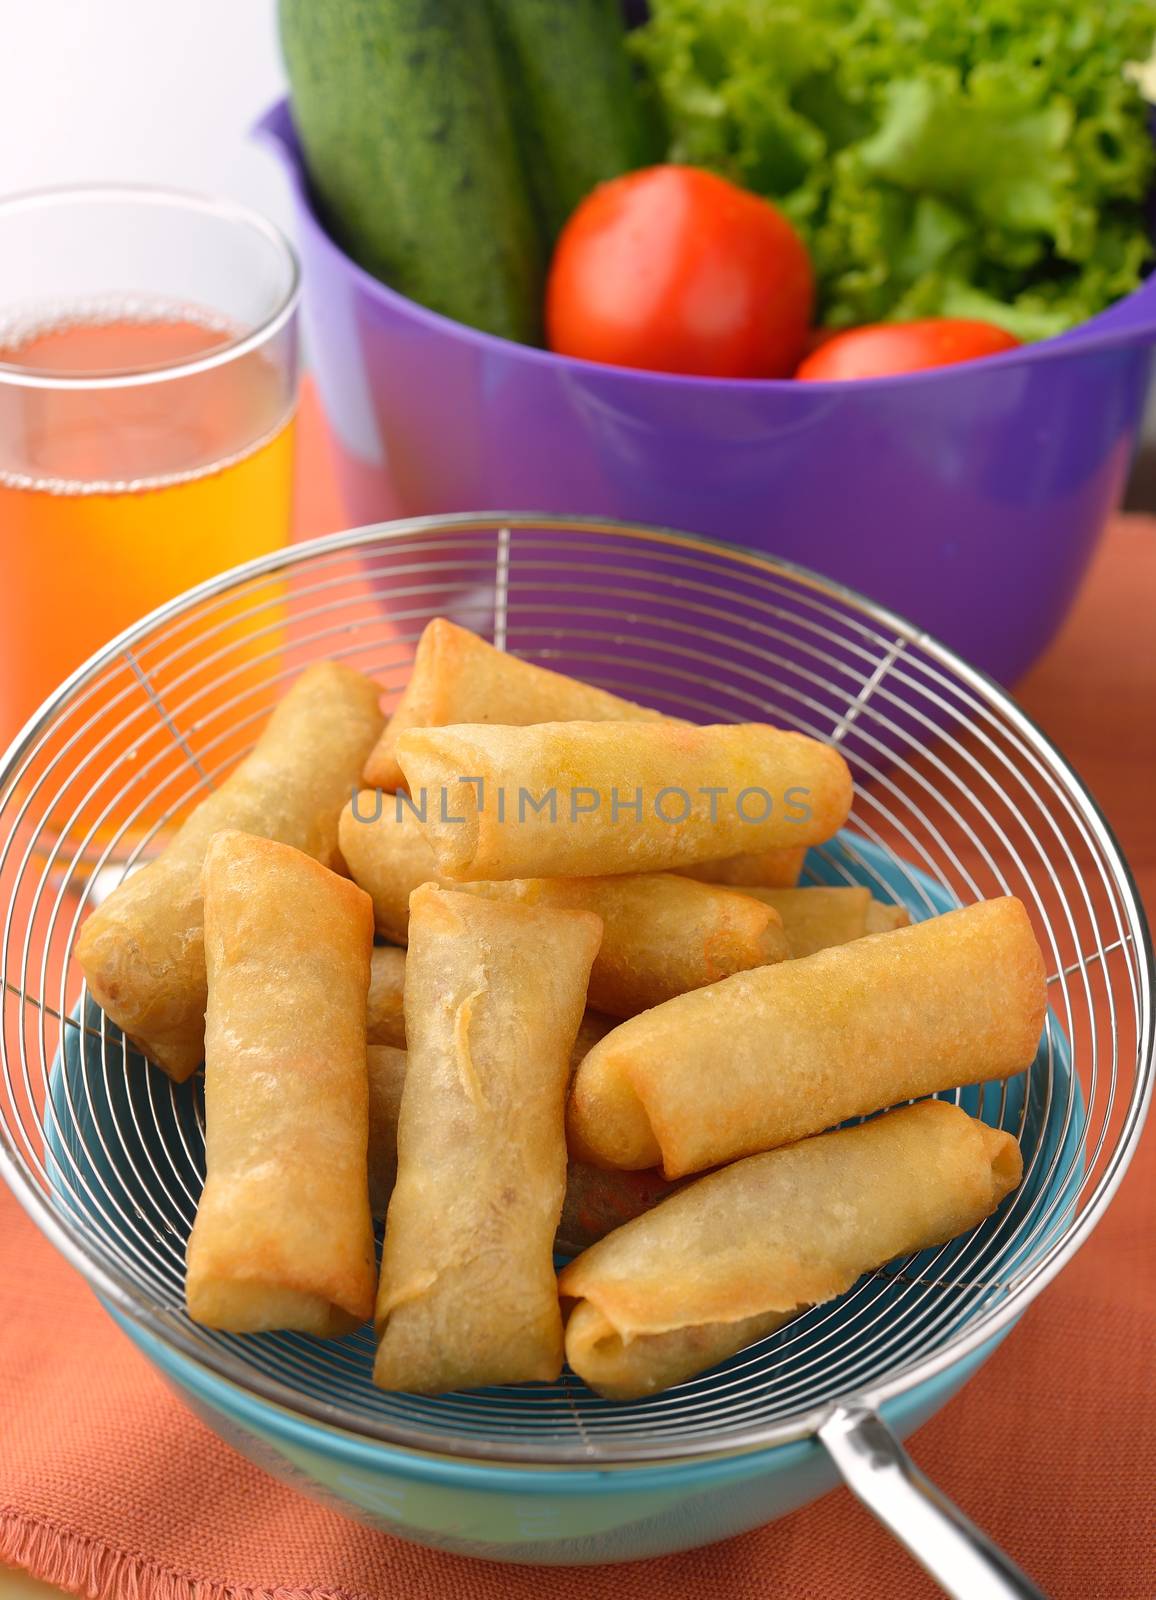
left=634, top=0, right=1156, bottom=335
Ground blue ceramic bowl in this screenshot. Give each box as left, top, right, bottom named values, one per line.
left=46, top=835, right=1082, bottom=1564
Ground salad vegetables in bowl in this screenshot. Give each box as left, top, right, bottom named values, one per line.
left=265, top=0, right=1156, bottom=682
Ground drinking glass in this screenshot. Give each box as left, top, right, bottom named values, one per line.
left=0, top=185, right=299, bottom=851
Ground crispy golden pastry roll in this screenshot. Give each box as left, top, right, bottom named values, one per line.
left=365, top=1040, right=678, bottom=1245
left=366, top=619, right=823, bottom=890
left=677, top=846, right=807, bottom=889
left=741, top=885, right=871, bottom=956
left=364, top=617, right=668, bottom=789
left=737, top=885, right=908, bottom=958
left=373, top=885, right=602, bottom=1393
left=475, top=874, right=788, bottom=1017
left=560, top=1100, right=1023, bottom=1399
left=367, top=1012, right=615, bottom=1214
left=396, top=721, right=852, bottom=881
left=865, top=899, right=911, bottom=935
left=569, top=897, right=1046, bottom=1176
left=364, top=617, right=810, bottom=888
left=340, top=803, right=790, bottom=1015
left=76, top=662, right=384, bottom=1082
left=339, top=796, right=437, bottom=943
left=186, top=832, right=377, bottom=1335
left=367, top=1043, right=408, bottom=1218
left=367, top=947, right=407, bottom=1047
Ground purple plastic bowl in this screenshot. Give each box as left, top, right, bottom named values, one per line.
left=259, top=99, right=1156, bottom=684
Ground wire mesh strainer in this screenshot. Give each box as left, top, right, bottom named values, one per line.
left=0, top=515, right=1150, bottom=1594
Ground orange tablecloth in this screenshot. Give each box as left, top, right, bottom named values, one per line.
left=1, top=390, right=1153, bottom=1600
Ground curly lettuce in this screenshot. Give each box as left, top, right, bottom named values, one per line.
left=634, top=0, right=1156, bottom=335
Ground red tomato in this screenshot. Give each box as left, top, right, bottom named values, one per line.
left=796, top=319, right=1020, bottom=381
left=546, top=166, right=814, bottom=379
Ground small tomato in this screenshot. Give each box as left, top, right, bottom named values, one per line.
left=547, top=165, right=814, bottom=379
left=796, top=319, right=1021, bottom=381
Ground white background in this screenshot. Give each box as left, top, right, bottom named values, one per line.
left=0, top=0, right=291, bottom=233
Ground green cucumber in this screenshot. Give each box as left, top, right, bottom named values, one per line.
left=278, top=0, right=543, bottom=343
left=487, top=0, right=662, bottom=241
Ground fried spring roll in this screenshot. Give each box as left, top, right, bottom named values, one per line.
left=367, top=619, right=820, bottom=886
left=560, top=1100, right=1022, bottom=1399
left=475, top=874, right=789, bottom=1017
left=363, top=617, right=667, bottom=790
left=866, top=899, right=911, bottom=935
left=737, top=885, right=910, bottom=958
left=365, top=1039, right=679, bottom=1248
left=340, top=798, right=789, bottom=1015
left=396, top=721, right=852, bottom=881
left=677, top=847, right=806, bottom=889
left=742, top=885, right=870, bottom=956
left=568, top=897, right=1046, bottom=1176
left=76, top=662, right=384, bottom=1081
left=367, top=947, right=407, bottom=1047
left=339, top=799, right=437, bottom=944
left=373, top=885, right=602, bottom=1392
left=365, top=1013, right=616, bottom=1223
left=186, top=832, right=376, bottom=1335
left=473, top=876, right=784, bottom=1011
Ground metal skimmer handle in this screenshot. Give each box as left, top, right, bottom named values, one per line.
left=819, top=1404, right=1048, bottom=1600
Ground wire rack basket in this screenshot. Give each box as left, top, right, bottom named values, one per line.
left=0, top=515, right=1151, bottom=1506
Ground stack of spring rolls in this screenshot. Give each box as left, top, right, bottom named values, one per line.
left=76, top=621, right=1048, bottom=1401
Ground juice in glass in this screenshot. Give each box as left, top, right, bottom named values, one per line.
left=0, top=188, right=300, bottom=852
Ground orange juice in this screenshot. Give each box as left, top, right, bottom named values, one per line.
left=0, top=305, right=295, bottom=846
